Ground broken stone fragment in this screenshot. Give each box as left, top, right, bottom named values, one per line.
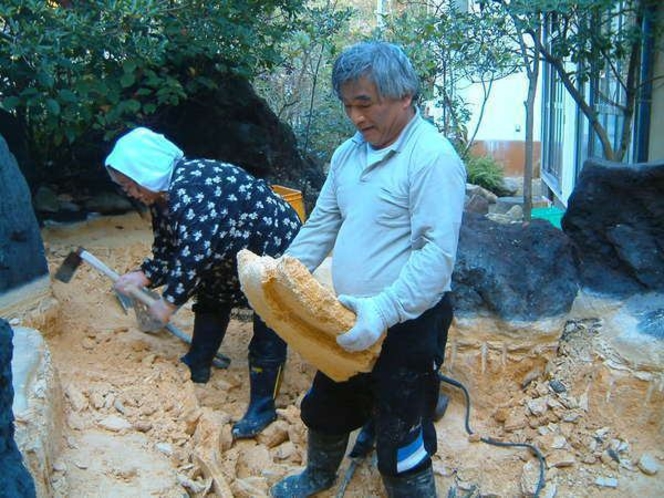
left=256, top=420, right=289, bottom=448
left=64, top=384, right=88, bottom=412
left=98, top=414, right=132, bottom=432
left=504, top=410, right=528, bottom=432
left=546, top=450, right=576, bottom=468
left=272, top=441, right=297, bottom=461
left=594, top=476, right=618, bottom=488
left=519, top=460, right=540, bottom=497
left=637, top=454, right=660, bottom=475
left=232, top=476, right=269, bottom=498
left=527, top=397, right=548, bottom=416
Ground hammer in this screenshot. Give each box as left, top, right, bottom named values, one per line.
left=55, top=247, right=230, bottom=368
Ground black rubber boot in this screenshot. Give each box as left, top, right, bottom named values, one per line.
left=180, top=310, right=230, bottom=384
left=349, top=419, right=375, bottom=458
left=232, top=361, right=284, bottom=438
left=433, top=392, right=449, bottom=422
left=270, top=430, right=349, bottom=498
left=382, top=466, right=437, bottom=498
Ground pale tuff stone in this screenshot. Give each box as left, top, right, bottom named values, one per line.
left=594, top=476, right=618, bottom=488
left=546, top=451, right=576, bottom=468
left=98, top=414, right=132, bottom=432
left=64, top=384, right=88, bottom=412
left=637, top=454, right=660, bottom=475
left=527, top=397, right=548, bottom=416
left=237, top=250, right=382, bottom=381
left=256, top=420, right=289, bottom=448
left=519, top=460, right=540, bottom=496
left=155, top=442, right=174, bottom=457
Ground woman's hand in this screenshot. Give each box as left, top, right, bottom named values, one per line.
left=149, top=298, right=178, bottom=325
left=114, top=270, right=150, bottom=294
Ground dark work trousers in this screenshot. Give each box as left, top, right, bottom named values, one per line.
left=193, top=299, right=287, bottom=366
left=300, top=293, right=453, bottom=477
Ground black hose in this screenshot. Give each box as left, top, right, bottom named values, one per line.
left=439, top=373, right=546, bottom=497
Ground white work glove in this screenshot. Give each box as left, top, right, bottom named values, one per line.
left=336, top=295, right=387, bottom=352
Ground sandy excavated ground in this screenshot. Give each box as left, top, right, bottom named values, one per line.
left=39, top=212, right=662, bottom=497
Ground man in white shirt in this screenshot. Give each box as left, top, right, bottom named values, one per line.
left=271, top=41, right=466, bottom=497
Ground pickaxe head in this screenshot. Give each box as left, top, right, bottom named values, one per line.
left=54, top=247, right=85, bottom=283
left=54, top=246, right=133, bottom=313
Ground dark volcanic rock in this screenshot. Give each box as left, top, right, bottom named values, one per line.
left=452, top=212, right=579, bottom=320
left=562, top=158, right=664, bottom=297
left=0, top=135, right=48, bottom=293
left=36, top=74, right=325, bottom=219
left=153, top=75, right=316, bottom=185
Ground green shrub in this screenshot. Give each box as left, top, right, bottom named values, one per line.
left=464, top=155, right=505, bottom=195
left=0, top=0, right=302, bottom=166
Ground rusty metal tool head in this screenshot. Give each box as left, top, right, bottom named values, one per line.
left=55, top=246, right=134, bottom=314
left=55, top=247, right=122, bottom=282
left=54, top=248, right=87, bottom=283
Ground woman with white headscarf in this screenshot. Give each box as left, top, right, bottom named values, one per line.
left=105, top=127, right=302, bottom=439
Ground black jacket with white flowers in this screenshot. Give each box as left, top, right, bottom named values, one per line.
left=141, top=158, right=301, bottom=307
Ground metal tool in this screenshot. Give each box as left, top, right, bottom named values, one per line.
left=336, top=421, right=375, bottom=498
left=55, top=246, right=230, bottom=368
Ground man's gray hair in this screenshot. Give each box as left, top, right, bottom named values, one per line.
left=332, top=41, right=420, bottom=102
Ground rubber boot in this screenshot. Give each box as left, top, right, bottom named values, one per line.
left=433, top=392, right=449, bottom=422
left=232, top=361, right=283, bottom=438
left=180, top=310, right=230, bottom=384
left=270, top=430, right=349, bottom=498
left=349, top=419, right=375, bottom=458
left=382, top=465, right=437, bottom=498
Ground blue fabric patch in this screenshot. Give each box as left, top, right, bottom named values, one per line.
left=396, top=428, right=427, bottom=473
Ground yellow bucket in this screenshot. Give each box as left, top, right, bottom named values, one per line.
left=272, top=184, right=306, bottom=222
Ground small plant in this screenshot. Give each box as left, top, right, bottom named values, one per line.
left=464, top=155, right=506, bottom=195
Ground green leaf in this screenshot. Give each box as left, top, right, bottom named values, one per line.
left=46, top=98, right=61, bottom=116
left=58, top=89, right=78, bottom=103
left=120, top=72, right=135, bottom=88
left=125, top=99, right=141, bottom=112
left=2, top=96, right=20, bottom=111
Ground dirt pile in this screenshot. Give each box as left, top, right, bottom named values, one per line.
left=33, top=212, right=662, bottom=497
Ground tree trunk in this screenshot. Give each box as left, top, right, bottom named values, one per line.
left=523, top=28, right=541, bottom=222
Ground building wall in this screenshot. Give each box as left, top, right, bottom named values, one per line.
left=449, top=71, right=543, bottom=176
left=649, top=4, right=664, bottom=161
left=464, top=72, right=541, bottom=143
left=470, top=140, right=541, bottom=177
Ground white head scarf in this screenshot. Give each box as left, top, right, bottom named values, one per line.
left=105, top=127, right=184, bottom=192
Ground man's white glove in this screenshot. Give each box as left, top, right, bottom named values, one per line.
left=337, top=295, right=387, bottom=352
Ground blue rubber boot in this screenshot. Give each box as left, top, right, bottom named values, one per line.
left=232, top=361, right=284, bottom=438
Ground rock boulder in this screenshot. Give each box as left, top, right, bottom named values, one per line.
left=452, top=212, right=579, bottom=321
left=0, top=135, right=48, bottom=293
left=562, top=158, right=664, bottom=297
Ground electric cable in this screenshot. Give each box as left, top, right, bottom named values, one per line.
left=439, top=373, right=547, bottom=497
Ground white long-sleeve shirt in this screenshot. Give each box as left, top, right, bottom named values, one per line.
left=287, top=112, right=466, bottom=327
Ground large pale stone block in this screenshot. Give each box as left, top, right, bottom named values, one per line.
left=237, top=250, right=382, bottom=382
left=12, top=326, right=64, bottom=498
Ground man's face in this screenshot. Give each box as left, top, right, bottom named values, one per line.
left=340, top=76, right=414, bottom=149
left=110, top=170, right=161, bottom=206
